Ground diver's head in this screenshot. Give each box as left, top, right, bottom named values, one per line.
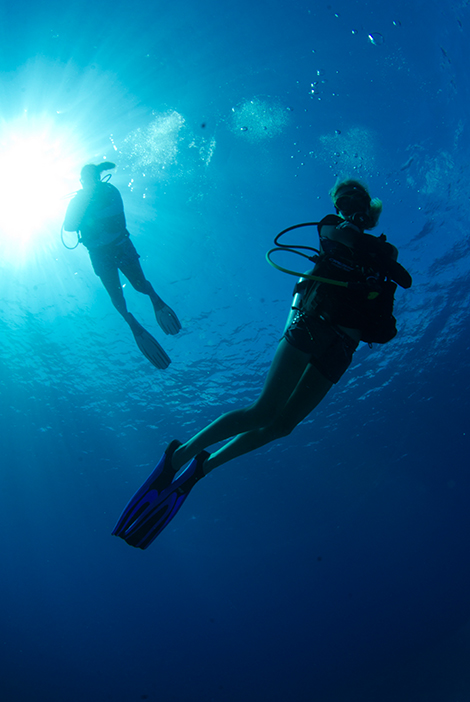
left=80, top=162, right=116, bottom=189
left=330, top=179, right=382, bottom=229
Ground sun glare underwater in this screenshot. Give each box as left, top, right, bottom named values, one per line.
left=0, top=116, right=82, bottom=257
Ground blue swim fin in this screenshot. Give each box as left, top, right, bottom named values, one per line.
left=112, top=439, right=181, bottom=538
left=114, top=450, right=209, bottom=550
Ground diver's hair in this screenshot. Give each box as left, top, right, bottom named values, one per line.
left=330, top=178, right=382, bottom=229
left=80, top=162, right=116, bottom=182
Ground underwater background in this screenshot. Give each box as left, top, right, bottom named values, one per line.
left=1, top=0, right=470, bottom=700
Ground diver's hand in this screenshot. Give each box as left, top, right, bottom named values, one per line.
left=155, top=304, right=182, bottom=335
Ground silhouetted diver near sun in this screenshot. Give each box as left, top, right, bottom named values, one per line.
left=63, top=162, right=181, bottom=369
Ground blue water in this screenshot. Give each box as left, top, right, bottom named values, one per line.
left=1, top=1, right=470, bottom=700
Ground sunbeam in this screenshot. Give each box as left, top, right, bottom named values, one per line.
left=0, top=114, right=82, bottom=261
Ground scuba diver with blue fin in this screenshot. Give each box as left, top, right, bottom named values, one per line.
left=63, top=162, right=181, bottom=370
left=113, top=179, right=412, bottom=549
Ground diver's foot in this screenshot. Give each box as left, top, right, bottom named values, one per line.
left=172, top=445, right=210, bottom=477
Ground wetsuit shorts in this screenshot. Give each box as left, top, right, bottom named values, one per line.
left=284, top=311, right=358, bottom=384
left=88, top=235, right=140, bottom=277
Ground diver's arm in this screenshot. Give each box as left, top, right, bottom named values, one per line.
left=388, top=260, right=412, bottom=288
left=63, top=194, right=89, bottom=232
left=96, top=185, right=125, bottom=220
left=379, top=241, right=412, bottom=288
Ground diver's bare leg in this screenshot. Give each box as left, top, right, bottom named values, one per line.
left=204, top=362, right=332, bottom=472
left=99, top=268, right=129, bottom=318
left=120, top=260, right=164, bottom=309
left=121, top=260, right=181, bottom=334
left=172, top=340, right=321, bottom=471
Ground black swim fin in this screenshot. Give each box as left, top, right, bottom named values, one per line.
left=127, top=314, right=171, bottom=370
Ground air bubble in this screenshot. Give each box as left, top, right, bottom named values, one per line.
left=231, top=97, right=289, bottom=141
left=368, top=32, right=384, bottom=46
